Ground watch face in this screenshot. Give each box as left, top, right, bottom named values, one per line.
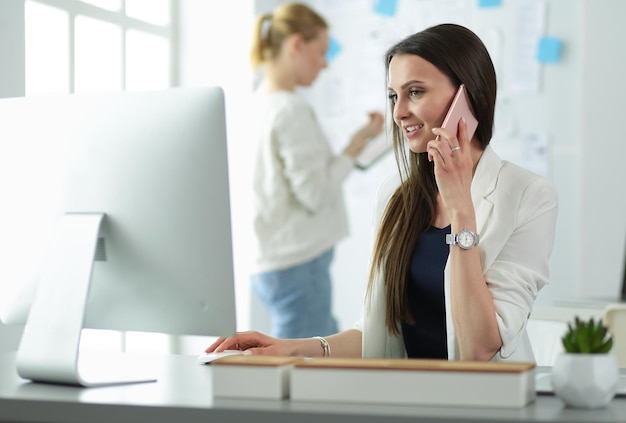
left=458, top=230, right=476, bottom=249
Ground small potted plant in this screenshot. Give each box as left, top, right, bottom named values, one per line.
left=551, top=316, right=619, bottom=408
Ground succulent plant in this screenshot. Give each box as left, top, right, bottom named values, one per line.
left=561, top=316, right=613, bottom=354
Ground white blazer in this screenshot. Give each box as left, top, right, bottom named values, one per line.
left=357, top=146, right=559, bottom=362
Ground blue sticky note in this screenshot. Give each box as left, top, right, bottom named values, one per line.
left=537, top=37, right=562, bottom=63
left=326, top=37, right=341, bottom=64
left=373, top=0, right=398, bottom=17
left=478, top=0, right=502, bottom=7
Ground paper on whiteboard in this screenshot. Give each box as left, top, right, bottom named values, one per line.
left=512, top=0, right=546, bottom=92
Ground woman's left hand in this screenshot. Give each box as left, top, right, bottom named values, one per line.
left=205, top=331, right=301, bottom=356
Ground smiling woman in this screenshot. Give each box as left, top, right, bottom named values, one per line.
left=205, top=23, right=558, bottom=364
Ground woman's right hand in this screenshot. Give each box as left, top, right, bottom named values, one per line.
left=205, top=331, right=302, bottom=356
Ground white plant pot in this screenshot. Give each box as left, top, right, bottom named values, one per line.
left=551, top=353, right=619, bottom=408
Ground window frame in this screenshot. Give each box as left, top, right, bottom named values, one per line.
left=26, top=0, right=179, bottom=93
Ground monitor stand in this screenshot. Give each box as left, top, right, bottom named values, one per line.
left=15, top=213, right=157, bottom=386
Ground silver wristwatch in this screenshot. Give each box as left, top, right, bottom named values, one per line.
left=446, top=228, right=479, bottom=250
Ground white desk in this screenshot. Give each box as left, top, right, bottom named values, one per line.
left=2, top=352, right=626, bottom=423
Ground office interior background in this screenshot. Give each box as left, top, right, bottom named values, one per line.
left=0, top=0, right=625, bottom=360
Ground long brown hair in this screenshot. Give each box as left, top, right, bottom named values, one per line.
left=367, top=24, right=497, bottom=334
left=250, top=3, right=328, bottom=69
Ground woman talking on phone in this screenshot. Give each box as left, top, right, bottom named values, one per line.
left=208, top=23, right=558, bottom=362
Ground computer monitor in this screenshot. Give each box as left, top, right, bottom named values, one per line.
left=0, top=87, right=236, bottom=386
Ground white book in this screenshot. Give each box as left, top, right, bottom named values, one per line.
left=290, top=358, right=536, bottom=408
left=211, top=355, right=301, bottom=400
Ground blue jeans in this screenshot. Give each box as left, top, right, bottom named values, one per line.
left=251, top=249, right=339, bottom=339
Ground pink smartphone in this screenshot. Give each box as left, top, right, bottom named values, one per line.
left=437, top=84, right=478, bottom=142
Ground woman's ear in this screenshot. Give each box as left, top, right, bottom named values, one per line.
left=286, top=33, right=304, bottom=57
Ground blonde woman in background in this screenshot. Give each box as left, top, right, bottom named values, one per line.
left=248, top=3, right=384, bottom=339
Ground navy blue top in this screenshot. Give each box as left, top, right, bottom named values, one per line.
left=401, top=225, right=450, bottom=359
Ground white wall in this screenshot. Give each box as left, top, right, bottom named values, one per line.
left=0, top=0, right=25, bottom=98
left=0, top=0, right=26, bottom=352
left=580, top=0, right=626, bottom=298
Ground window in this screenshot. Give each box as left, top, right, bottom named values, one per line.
left=25, top=0, right=176, bottom=95
left=25, top=2, right=70, bottom=94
